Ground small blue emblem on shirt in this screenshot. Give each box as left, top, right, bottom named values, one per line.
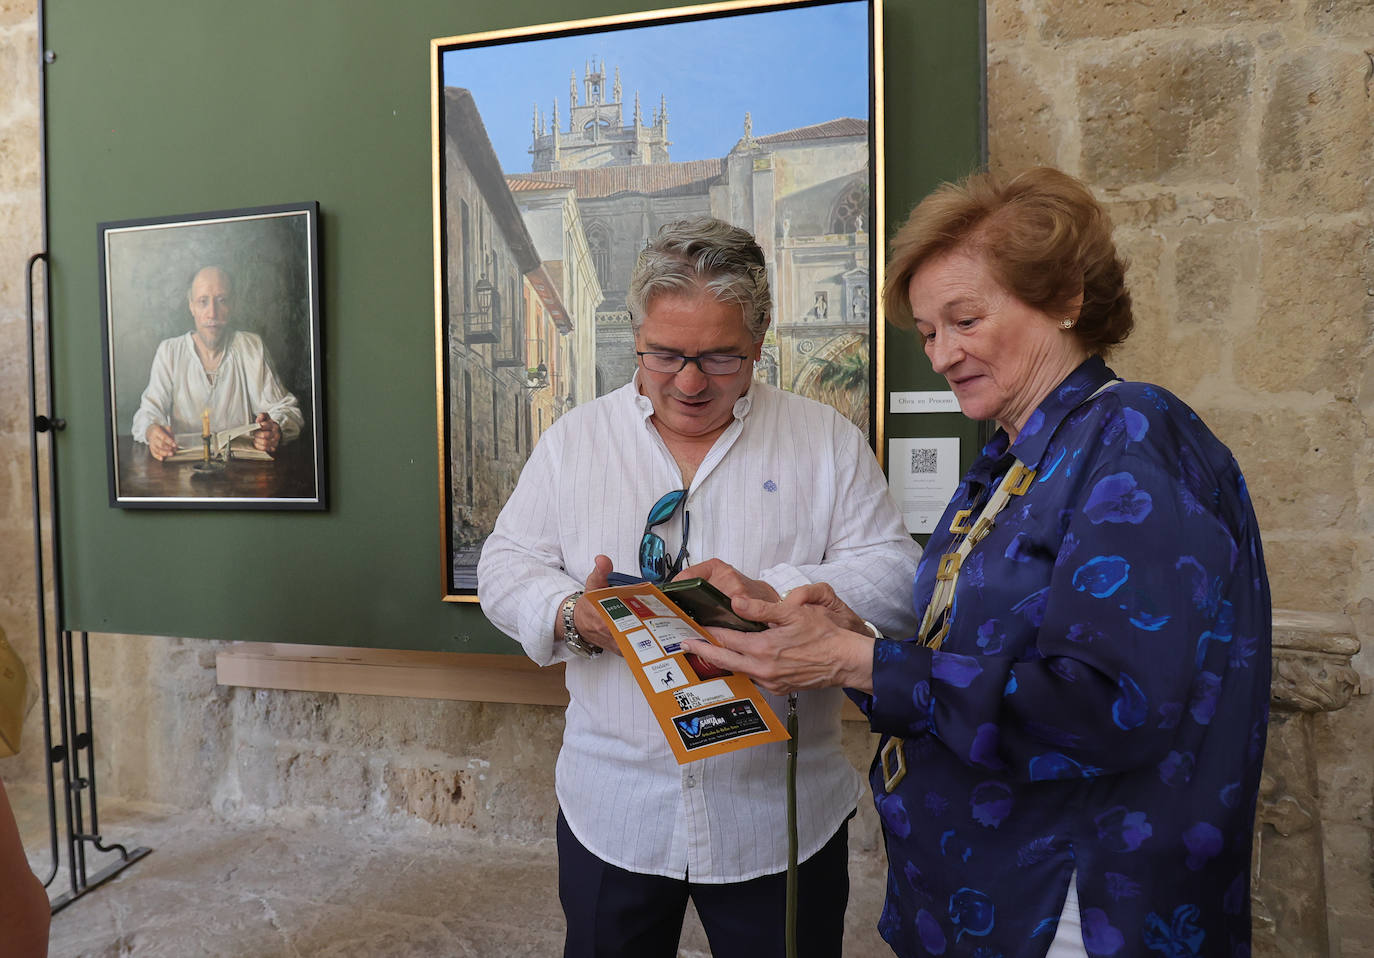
left=764, top=480, right=778, bottom=492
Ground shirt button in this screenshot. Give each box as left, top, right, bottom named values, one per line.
left=685, top=774, right=697, bottom=788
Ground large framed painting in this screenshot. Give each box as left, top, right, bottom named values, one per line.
left=98, top=202, right=326, bottom=509
left=433, top=0, right=882, bottom=599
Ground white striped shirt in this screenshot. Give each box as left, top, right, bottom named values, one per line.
left=478, top=377, right=921, bottom=881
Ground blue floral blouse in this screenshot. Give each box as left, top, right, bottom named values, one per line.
left=851, top=357, right=1271, bottom=957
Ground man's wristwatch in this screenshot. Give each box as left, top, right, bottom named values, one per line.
left=560, top=591, right=601, bottom=658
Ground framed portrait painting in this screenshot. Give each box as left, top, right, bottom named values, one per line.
left=433, top=0, right=882, bottom=599
left=98, top=202, right=325, bottom=509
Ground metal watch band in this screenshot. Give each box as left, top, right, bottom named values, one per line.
left=560, top=591, right=600, bottom=658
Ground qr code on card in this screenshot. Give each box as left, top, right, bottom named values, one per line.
left=910, top=447, right=938, bottom=474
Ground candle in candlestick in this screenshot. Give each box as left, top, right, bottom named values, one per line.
left=200, top=408, right=212, bottom=462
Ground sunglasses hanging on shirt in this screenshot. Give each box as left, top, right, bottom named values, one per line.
left=639, top=489, right=690, bottom=583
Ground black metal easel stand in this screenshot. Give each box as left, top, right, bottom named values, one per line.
left=43, top=631, right=153, bottom=914
left=27, top=250, right=152, bottom=914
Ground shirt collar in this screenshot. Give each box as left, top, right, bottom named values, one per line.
left=630, top=370, right=757, bottom=423
left=1005, top=355, right=1117, bottom=469
left=967, top=355, right=1116, bottom=489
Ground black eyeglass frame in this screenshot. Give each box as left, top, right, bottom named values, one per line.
left=636, top=351, right=750, bottom=376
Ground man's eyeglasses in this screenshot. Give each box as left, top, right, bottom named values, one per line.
left=640, top=489, right=690, bottom=583
left=637, top=351, right=748, bottom=376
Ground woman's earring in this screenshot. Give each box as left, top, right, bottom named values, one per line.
left=1060, top=318, right=1075, bottom=330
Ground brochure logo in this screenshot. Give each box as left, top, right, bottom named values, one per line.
left=672, top=700, right=767, bottom=751
left=676, top=713, right=726, bottom=738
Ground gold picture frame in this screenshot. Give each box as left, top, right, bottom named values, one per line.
left=433, top=0, right=884, bottom=599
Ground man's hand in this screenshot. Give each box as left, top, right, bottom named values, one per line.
left=679, top=590, right=876, bottom=695
left=253, top=413, right=283, bottom=453
left=674, top=558, right=780, bottom=603
left=571, top=554, right=621, bottom=655
left=145, top=424, right=178, bottom=461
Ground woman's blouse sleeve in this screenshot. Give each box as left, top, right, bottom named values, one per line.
left=866, top=411, right=1262, bottom=783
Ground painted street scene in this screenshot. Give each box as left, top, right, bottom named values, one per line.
left=438, top=2, right=873, bottom=591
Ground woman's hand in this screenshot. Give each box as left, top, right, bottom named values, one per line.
left=783, top=582, right=869, bottom=635
left=679, top=587, right=875, bottom=695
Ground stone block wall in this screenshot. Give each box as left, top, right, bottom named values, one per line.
left=0, top=1, right=1370, bottom=954
left=84, top=635, right=570, bottom=839
left=66, top=633, right=890, bottom=854
left=0, top=0, right=42, bottom=791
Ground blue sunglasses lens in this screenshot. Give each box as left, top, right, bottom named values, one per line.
left=646, top=490, right=687, bottom=525
left=640, top=535, right=669, bottom=580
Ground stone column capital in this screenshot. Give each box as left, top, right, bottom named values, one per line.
left=1270, top=610, right=1361, bottom=713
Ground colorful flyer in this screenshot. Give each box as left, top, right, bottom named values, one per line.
left=586, top=583, right=789, bottom=764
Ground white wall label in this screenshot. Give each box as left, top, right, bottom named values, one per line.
left=890, top=391, right=961, bottom=414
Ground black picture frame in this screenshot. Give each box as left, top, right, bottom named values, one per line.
left=98, top=202, right=326, bottom=509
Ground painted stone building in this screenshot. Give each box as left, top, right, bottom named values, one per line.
left=521, top=261, right=576, bottom=443
left=727, top=119, right=873, bottom=433
left=508, top=180, right=604, bottom=407
left=508, top=63, right=874, bottom=434
left=441, top=87, right=576, bottom=588
left=529, top=58, right=671, bottom=172
left=508, top=157, right=729, bottom=393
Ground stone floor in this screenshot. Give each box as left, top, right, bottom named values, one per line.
left=12, top=788, right=894, bottom=957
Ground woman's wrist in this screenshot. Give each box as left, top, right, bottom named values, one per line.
left=838, top=625, right=876, bottom=694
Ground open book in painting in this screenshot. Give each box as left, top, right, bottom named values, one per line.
left=164, top=421, right=272, bottom=462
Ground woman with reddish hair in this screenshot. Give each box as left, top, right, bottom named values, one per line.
left=686, top=167, right=1271, bottom=958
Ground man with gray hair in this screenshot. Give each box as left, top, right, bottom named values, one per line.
left=479, top=217, right=919, bottom=957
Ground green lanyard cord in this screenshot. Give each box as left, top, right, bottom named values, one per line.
left=785, top=691, right=799, bottom=958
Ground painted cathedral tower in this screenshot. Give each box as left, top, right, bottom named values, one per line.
left=528, top=59, right=671, bottom=171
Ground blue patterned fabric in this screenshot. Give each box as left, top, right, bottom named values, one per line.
left=851, top=357, right=1271, bottom=957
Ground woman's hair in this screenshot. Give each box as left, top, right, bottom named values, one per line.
left=882, top=167, right=1133, bottom=355
left=627, top=217, right=772, bottom=340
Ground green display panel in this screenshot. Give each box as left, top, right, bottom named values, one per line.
left=877, top=0, right=988, bottom=534
left=47, top=0, right=983, bottom=651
